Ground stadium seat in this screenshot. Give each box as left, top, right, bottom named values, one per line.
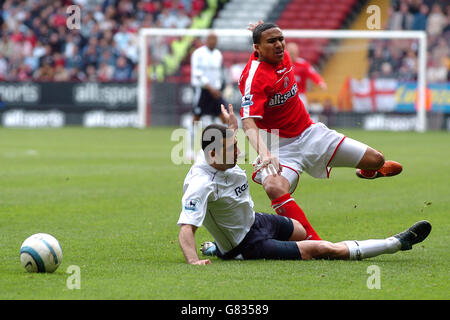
left=297, top=11, right=313, bottom=20
left=311, top=11, right=327, bottom=20
left=320, top=19, right=341, bottom=30
left=327, top=10, right=346, bottom=23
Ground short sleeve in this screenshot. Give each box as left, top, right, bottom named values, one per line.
left=177, top=178, right=215, bottom=227
left=240, top=75, right=266, bottom=120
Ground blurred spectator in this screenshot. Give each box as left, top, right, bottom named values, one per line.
left=398, top=50, right=418, bottom=81
left=151, top=36, right=170, bottom=64
left=0, top=37, right=14, bottom=58
left=0, top=54, right=8, bottom=80
left=98, top=62, right=114, bottom=82
left=388, top=2, right=414, bottom=30
left=48, top=32, right=63, bottom=54
left=368, top=45, right=390, bottom=78
left=54, top=64, right=70, bottom=81
left=427, top=3, right=447, bottom=36
left=175, top=9, right=192, bottom=29
left=192, top=0, right=205, bottom=15
left=32, top=40, right=46, bottom=60
left=427, top=56, right=448, bottom=82
left=98, top=49, right=117, bottom=68
left=68, top=67, right=85, bottom=82
left=117, top=0, right=135, bottom=17
left=66, top=46, right=83, bottom=70
left=63, top=34, right=77, bottom=59
left=99, top=5, right=117, bottom=31
left=287, top=42, right=327, bottom=108
left=142, top=1, right=162, bottom=21
left=113, top=24, right=133, bottom=52
left=369, top=0, right=449, bottom=83
left=0, top=0, right=204, bottom=82
left=124, top=37, right=139, bottom=64
left=82, top=41, right=99, bottom=70
left=380, top=62, right=395, bottom=79
left=386, top=46, right=403, bottom=72
left=86, top=64, right=98, bottom=82
left=398, top=64, right=416, bottom=81
left=93, top=4, right=105, bottom=23
left=5, top=0, right=445, bottom=86
left=403, top=49, right=417, bottom=72
left=411, top=4, right=429, bottom=30
left=431, top=37, right=449, bottom=64
left=34, top=61, right=54, bottom=81
left=157, top=8, right=178, bottom=28
left=113, top=56, right=133, bottom=81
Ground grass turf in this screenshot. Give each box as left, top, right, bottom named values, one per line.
left=0, top=127, right=448, bottom=300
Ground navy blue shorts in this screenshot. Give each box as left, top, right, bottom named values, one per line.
left=239, top=213, right=302, bottom=260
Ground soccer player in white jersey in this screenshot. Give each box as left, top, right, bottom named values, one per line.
left=188, top=32, right=227, bottom=158
left=177, top=104, right=431, bottom=265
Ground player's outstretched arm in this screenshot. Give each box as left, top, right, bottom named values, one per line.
left=242, top=117, right=280, bottom=176
left=179, top=224, right=211, bottom=265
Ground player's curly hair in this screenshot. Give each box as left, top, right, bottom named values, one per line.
left=252, top=22, right=279, bottom=44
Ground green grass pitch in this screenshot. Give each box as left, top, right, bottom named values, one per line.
left=0, top=127, right=448, bottom=300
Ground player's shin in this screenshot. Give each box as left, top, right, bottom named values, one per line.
left=271, top=193, right=321, bottom=240
left=343, top=237, right=402, bottom=260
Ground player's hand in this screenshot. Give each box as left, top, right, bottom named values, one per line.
left=190, top=259, right=211, bottom=265
left=255, top=154, right=281, bottom=176
left=221, top=104, right=238, bottom=132
left=262, top=154, right=281, bottom=176
left=247, top=20, right=264, bottom=32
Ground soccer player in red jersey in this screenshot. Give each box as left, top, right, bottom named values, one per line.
left=238, top=23, right=402, bottom=240
left=286, top=42, right=327, bottom=108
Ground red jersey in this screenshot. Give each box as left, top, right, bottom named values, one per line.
left=239, top=51, right=312, bottom=138
left=292, top=57, right=324, bottom=94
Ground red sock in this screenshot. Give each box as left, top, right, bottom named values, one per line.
left=271, top=193, right=321, bottom=240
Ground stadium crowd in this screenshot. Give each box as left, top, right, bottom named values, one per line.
left=0, top=0, right=204, bottom=82
left=0, top=0, right=448, bottom=83
left=368, top=0, right=449, bottom=82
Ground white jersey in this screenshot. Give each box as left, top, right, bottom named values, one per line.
left=190, top=45, right=223, bottom=90
left=177, top=153, right=255, bottom=254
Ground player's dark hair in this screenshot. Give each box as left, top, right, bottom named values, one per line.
left=252, top=22, right=279, bottom=44
left=201, top=124, right=232, bottom=154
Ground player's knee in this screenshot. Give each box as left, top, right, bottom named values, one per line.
left=263, top=177, right=289, bottom=200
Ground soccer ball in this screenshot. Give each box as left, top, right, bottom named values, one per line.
left=19, top=233, right=63, bottom=273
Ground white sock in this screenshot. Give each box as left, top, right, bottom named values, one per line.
left=344, top=237, right=401, bottom=260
